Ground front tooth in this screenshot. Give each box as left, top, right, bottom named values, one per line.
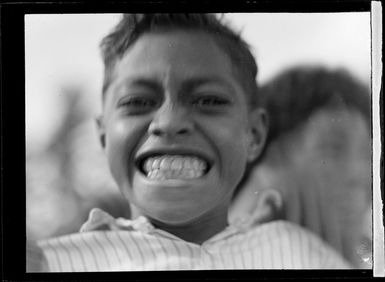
left=171, top=170, right=179, bottom=179
left=152, top=169, right=161, bottom=179
left=171, top=157, right=183, bottom=170
left=184, top=158, right=192, bottom=169
left=165, top=170, right=172, bottom=179
left=147, top=170, right=154, bottom=179
left=152, top=158, right=161, bottom=170
left=160, top=156, right=171, bottom=170
left=199, top=161, right=207, bottom=171
left=192, top=158, right=200, bottom=170
left=187, top=169, right=195, bottom=179
left=144, top=158, right=153, bottom=173
left=158, top=170, right=167, bottom=180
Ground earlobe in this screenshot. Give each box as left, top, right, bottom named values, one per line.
left=95, top=116, right=106, bottom=149
left=247, top=108, right=268, bottom=162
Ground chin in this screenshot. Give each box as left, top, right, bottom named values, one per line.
left=142, top=205, right=205, bottom=226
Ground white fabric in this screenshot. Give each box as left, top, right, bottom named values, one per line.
left=32, top=208, right=351, bottom=272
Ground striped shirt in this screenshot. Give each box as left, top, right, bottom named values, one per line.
left=30, top=208, right=351, bottom=271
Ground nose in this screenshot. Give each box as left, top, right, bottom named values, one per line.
left=148, top=102, right=193, bottom=138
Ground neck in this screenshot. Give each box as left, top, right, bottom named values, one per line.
left=131, top=206, right=229, bottom=245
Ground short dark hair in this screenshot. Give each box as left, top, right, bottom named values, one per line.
left=100, top=13, right=259, bottom=108
left=260, top=65, right=370, bottom=145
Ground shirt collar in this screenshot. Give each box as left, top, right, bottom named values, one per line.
left=80, top=208, right=255, bottom=243
left=80, top=208, right=154, bottom=234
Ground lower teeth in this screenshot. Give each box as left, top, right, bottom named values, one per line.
left=147, top=169, right=203, bottom=180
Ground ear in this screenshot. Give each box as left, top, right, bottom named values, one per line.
left=246, top=108, right=268, bottom=163
left=95, top=116, right=106, bottom=149
left=250, top=189, right=283, bottom=224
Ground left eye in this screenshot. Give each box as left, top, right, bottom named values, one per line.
left=125, top=98, right=155, bottom=107
left=119, top=97, right=158, bottom=115
left=192, top=96, right=230, bottom=107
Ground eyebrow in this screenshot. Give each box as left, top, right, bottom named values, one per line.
left=122, top=78, right=163, bottom=93
left=180, top=76, right=236, bottom=94
left=118, top=76, right=236, bottom=95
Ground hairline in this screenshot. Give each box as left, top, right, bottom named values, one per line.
left=101, top=28, right=258, bottom=110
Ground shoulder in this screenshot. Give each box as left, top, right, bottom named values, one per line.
left=246, top=219, right=313, bottom=242
left=247, top=220, right=352, bottom=269
left=37, top=230, right=148, bottom=272
left=37, top=229, right=144, bottom=251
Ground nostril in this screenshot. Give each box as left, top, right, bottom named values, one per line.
left=177, top=128, right=189, bottom=135
left=152, top=128, right=163, bottom=136
left=151, top=127, right=190, bottom=137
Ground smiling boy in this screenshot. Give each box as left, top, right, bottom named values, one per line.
left=97, top=14, right=266, bottom=244
left=28, top=14, right=350, bottom=271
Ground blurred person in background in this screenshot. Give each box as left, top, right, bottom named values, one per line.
left=229, top=66, right=372, bottom=268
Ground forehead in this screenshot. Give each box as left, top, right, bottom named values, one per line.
left=107, top=30, right=242, bottom=94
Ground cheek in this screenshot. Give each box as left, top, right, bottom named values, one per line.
left=202, top=115, right=248, bottom=151
left=105, top=119, right=146, bottom=182
left=201, top=116, right=249, bottom=183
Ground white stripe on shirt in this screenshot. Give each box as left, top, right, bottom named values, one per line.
left=68, top=234, right=87, bottom=271
left=62, top=236, right=83, bottom=271
left=124, top=232, right=145, bottom=271
left=108, top=231, right=131, bottom=270
left=103, top=232, right=123, bottom=269
left=33, top=216, right=351, bottom=272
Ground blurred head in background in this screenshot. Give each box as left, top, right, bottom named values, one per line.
left=230, top=66, right=371, bottom=268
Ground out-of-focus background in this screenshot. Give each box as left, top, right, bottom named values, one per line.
left=25, top=13, right=371, bottom=241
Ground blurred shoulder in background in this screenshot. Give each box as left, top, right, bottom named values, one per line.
left=230, top=65, right=372, bottom=268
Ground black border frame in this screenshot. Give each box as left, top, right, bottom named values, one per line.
left=1, top=0, right=376, bottom=281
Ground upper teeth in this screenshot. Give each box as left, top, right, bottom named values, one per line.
left=142, top=155, right=208, bottom=180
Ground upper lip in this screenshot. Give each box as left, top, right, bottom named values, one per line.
left=135, top=146, right=213, bottom=172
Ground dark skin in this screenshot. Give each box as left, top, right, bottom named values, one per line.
left=97, top=30, right=267, bottom=244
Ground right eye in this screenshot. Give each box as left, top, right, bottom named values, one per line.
left=118, top=97, right=158, bottom=115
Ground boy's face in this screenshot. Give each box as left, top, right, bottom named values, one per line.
left=99, top=31, right=265, bottom=225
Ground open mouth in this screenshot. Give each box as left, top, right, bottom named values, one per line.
left=137, top=154, right=211, bottom=180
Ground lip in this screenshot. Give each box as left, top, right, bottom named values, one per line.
left=135, top=146, right=214, bottom=176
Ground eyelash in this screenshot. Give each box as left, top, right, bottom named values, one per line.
left=192, top=96, right=230, bottom=108
left=119, top=97, right=157, bottom=114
